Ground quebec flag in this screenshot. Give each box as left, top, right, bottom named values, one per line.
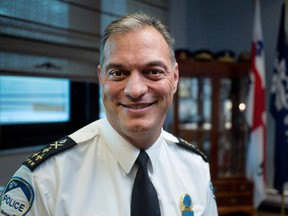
left=245, top=0, right=266, bottom=208
left=270, top=3, right=288, bottom=194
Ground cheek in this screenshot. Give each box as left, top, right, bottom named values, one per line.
left=101, top=81, right=122, bottom=102
left=101, top=84, right=113, bottom=101
left=152, top=79, right=177, bottom=105
left=163, top=76, right=178, bottom=96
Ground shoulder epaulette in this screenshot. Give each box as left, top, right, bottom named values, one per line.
left=23, top=136, right=77, bottom=171
left=176, top=137, right=208, bottom=162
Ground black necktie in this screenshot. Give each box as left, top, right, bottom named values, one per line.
left=131, top=150, right=161, bottom=216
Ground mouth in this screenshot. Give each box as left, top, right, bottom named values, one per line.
left=121, top=102, right=156, bottom=109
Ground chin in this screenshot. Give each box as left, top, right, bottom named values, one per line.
left=124, top=121, right=153, bottom=133
left=129, top=120, right=163, bottom=135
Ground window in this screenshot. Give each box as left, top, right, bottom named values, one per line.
left=0, top=76, right=70, bottom=124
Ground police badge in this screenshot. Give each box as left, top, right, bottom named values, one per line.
left=0, top=177, right=34, bottom=215
left=179, top=193, right=194, bottom=216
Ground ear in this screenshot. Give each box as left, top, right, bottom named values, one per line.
left=97, top=65, right=102, bottom=85
left=173, top=63, right=179, bottom=94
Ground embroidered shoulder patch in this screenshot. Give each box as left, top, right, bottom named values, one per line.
left=176, top=137, right=208, bottom=162
left=23, top=136, right=77, bottom=171
left=0, top=177, right=34, bottom=215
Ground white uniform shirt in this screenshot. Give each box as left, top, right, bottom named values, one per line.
left=0, top=118, right=218, bottom=216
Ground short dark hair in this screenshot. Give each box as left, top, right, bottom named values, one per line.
left=99, top=13, right=176, bottom=66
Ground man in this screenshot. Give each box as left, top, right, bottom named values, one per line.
left=0, top=13, right=218, bottom=215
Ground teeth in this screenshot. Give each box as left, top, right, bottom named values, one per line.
left=124, top=103, right=152, bottom=109
left=130, top=104, right=149, bottom=109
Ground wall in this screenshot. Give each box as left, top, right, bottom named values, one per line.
left=0, top=148, right=40, bottom=186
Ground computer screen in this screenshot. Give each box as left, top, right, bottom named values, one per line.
left=0, top=75, right=70, bottom=124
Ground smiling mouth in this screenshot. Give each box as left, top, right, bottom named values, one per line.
left=121, top=102, right=155, bottom=109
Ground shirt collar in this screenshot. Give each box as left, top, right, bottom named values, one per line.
left=99, top=118, right=164, bottom=175
left=145, top=130, right=164, bottom=174
left=100, top=118, right=139, bottom=174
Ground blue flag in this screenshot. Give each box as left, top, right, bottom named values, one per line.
left=270, top=4, right=288, bottom=193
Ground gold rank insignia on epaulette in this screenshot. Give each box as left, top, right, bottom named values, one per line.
left=23, top=136, right=77, bottom=171
left=176, top=137, right=208, bottom=162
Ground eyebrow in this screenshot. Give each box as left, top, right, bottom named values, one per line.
left=146, top=61, right=169, bottom=72
left=105, top=63, right=124, bottom=72
left=105, top=61, right=169, bottom=72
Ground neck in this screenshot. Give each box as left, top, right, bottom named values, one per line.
left=120, top=127, right=162, bottom=150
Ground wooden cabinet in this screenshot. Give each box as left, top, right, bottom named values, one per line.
left=173, top=60, right=254, bottom=215
left=214, top=177, right=254, bottom=215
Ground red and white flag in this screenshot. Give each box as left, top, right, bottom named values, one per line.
left=245, top=0, right=266, bottom=208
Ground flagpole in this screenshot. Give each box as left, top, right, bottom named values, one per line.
left=280, top=191, right=285, bottom=216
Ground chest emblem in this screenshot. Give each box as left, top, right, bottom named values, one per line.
left=179, top=193, right=194, bottom=216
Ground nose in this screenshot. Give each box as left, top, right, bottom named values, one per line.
left=124, top=72, right=148, bottom=98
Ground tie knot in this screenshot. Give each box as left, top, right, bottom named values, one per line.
left=136, top=150, right=149, bottom=168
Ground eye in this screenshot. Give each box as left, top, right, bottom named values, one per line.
left=107, top=70, right=129, bottom=81
left=143, top=68, right=165, bottom=80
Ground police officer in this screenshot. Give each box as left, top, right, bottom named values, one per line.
left=0, top=13, right=218, bottom=215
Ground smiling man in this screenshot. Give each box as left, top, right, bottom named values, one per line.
left=0, top=13, right=218, bottom=216
left=98, top=23, right=178, bottom=150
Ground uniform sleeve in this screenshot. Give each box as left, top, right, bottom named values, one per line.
left=0, top=165, right=53, bottom=216
left=202, top=180, right=218, bottom=215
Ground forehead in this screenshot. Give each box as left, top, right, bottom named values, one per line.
left=103, top=27, right=171, bottom=65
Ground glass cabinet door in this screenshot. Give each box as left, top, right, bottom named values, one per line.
left=217, top=78, right=233, bottom=177
left=217, top=78, right=248, bottom=178
left=177, top=77, right=212, bottom=158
